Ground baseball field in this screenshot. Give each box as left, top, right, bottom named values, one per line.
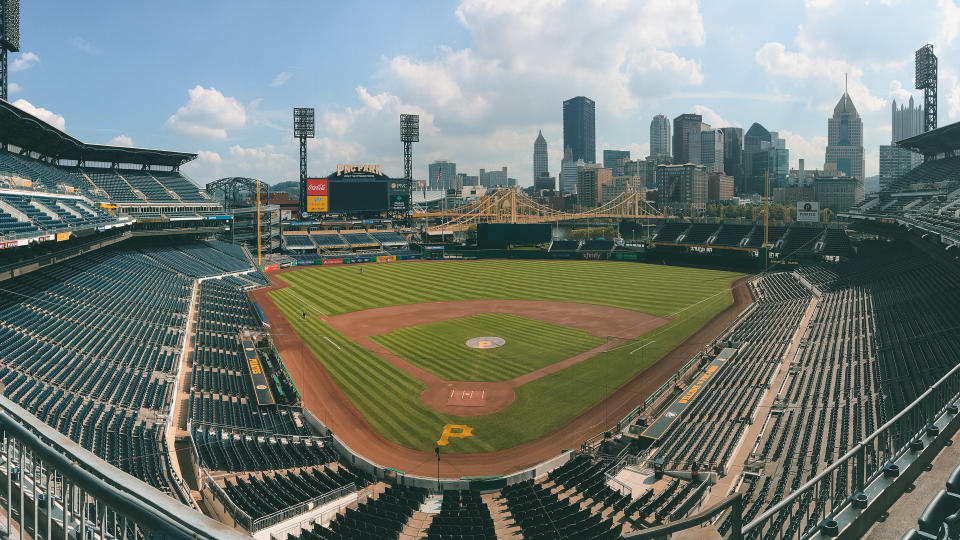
left=262, top=259, right=741, bottom=455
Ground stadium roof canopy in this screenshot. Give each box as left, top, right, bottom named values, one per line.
left=897, top=121, right=960, bottom=156
left=0, top=100, right=196, bottom=168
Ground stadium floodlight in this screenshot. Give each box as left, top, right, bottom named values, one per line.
left=294, top=108, right=315, bottom=215
left=915, top=44, right=937, bottom=133
left=0, top=0, right=21, bottom=102
left=400, top=114, right=419, bottom=185
left=293, top=107, right=315, bottom=139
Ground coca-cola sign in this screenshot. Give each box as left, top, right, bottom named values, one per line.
left=306, top=178, right=327, bottom=195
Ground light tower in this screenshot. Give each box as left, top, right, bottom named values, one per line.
left=400, top=114, right=419, bottom=181
left=915, top=44, right=937, bottom=133
left=293, top=108, right=315, bottom=216
left=400, top=114, right=419, bottom=223
left=0, top=0, right=21, bottom=101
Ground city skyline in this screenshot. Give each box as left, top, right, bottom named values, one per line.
left=6, top=1, right=960, bottom=187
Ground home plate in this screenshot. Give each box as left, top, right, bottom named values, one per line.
left=447, top=388, right=487, bottom=407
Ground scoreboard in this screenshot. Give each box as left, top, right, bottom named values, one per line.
left=304, top=165, right=409, bottom=216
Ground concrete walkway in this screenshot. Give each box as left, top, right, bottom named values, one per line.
left=865, top=429, right=960, bottom=538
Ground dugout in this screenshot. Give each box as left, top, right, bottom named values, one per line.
left=477, top=223, right=551, bottom=249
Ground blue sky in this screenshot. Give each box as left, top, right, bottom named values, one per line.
left=8, top=0, right=960, bottom=185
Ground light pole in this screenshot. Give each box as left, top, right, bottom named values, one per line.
left=434, top=446, right=441, bottom=493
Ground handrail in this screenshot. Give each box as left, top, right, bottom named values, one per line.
left=250, top=482, right=355, bottom=531
left=624, top=492, right=743, bottom=539
left=0, top=393, right=247, bottom=539
left=742, top=357, right=960, bottom=536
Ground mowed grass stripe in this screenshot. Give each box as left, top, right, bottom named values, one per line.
left=270, top=260, right=740, bottom=453
left=272, top=291, right=441, bottom=448
left=277, top=260, right=737, bottom=317
left=370, top=313, right=606, bottom=381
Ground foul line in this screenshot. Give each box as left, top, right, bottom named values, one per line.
left=323, top=336, right=342, bottom=350
left=630, top=340, right=656, bottom=355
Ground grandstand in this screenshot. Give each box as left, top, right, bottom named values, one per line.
left=647, top=220, right=853, bottom=262
left=0, top=100, right=221, bottom=223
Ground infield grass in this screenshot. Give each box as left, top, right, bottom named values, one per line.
left=370, top=313, right=606, bottom=381
left=268, top=259, right=741, bottom=455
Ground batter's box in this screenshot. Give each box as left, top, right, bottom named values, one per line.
left=447, top=388, right=487, bottom=407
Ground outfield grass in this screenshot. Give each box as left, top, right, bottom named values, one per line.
left=276, top=259, right=738, bottom=317
left=369, top=313, right=606, bottom=382
left=269, top=260, right=741, bottom=454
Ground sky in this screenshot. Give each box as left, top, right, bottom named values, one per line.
left=8, top=0, right=960, bottom=186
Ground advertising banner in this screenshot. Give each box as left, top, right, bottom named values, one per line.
left=56, top=232, right=71, bottom=242
left=376, top=255, right=396, bottom=263
left=797, top=201, right=819, bottom=222
left=262, top=264, right=279, bottom=272
left=322, top=258, right=343, bottom=266
left=306, top=179, right=328, bottom=212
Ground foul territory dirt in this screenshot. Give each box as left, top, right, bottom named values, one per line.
left=249, top=266, right=751, bottom=478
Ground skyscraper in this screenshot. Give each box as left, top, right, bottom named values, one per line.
left=672, top=114, right=706, bottom=165
left=533, top=130, right=549, bottom=184
left=576, top=164, right=612, bottom=208
left=720, top=127, right=744, bottom=194
left=427, top=160, right=457, bottom=190
left=743, top=123, right=771, bottom=194
left=602, top=149, right=630, bottom=176
left=656, top=164, right=708, bottom=213
left=560, top=156, right=583, bottom=195
left=824, top=90, right=865, bottom=202
left=892, top=96, right=923, bottom=143
left=650, top=114, right=671, bottom=158
left=700, top=129, right=725, bottom=174
left=880, top=97, right=924, bottom=188
left=563, top=96, right=596, bottom=163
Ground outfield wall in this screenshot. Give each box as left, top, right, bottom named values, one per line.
left=261, top=253, right=420, bottom=272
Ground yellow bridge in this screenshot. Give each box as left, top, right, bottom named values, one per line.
left=412, top=189, right=662, bottom=233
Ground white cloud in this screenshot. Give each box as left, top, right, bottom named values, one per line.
left=888, top=80, right=915, bottom=103
left=939, top=0, right=960, bottom=45
left=8, top=82, right=20, bottom=94
left=778, top=130, right=827, bottom=170
left=754, top=42, right=886, bottom=113
left=164, top=86, right=246, bottom=140
left=246, top=98, right=286, bottom=131
left=946, top=72, right=960, bottom=121
left=197, top=150, right=222, bottom=164
left=107, top=134, right=134, bottom=147
left=181, top=150, right=224, bottom=184
left=11, top=52, right=39, bottom=73
left=71, top=37, right=101, bottom=55
left=269, top=72, right=291, bottom=87
left=12, top=99, right=65, bottom=131
left=692, top=105, right=735, bottom=128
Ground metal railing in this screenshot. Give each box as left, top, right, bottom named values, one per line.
left=741, top=358, right=960, bottom=539
left=251, top=483, right=354, bottom=531
left=644, top=373, right=677, bottom=409
left=624, top=493, right=744, bottom=538
left=203, top=468, right=254, bottom=531
left=0, top=392, right=247, bottom=539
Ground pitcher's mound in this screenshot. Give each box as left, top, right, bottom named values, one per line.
left=465, top=336, right=505, bottom=349
left=447, top=389, right=487, bottom=406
